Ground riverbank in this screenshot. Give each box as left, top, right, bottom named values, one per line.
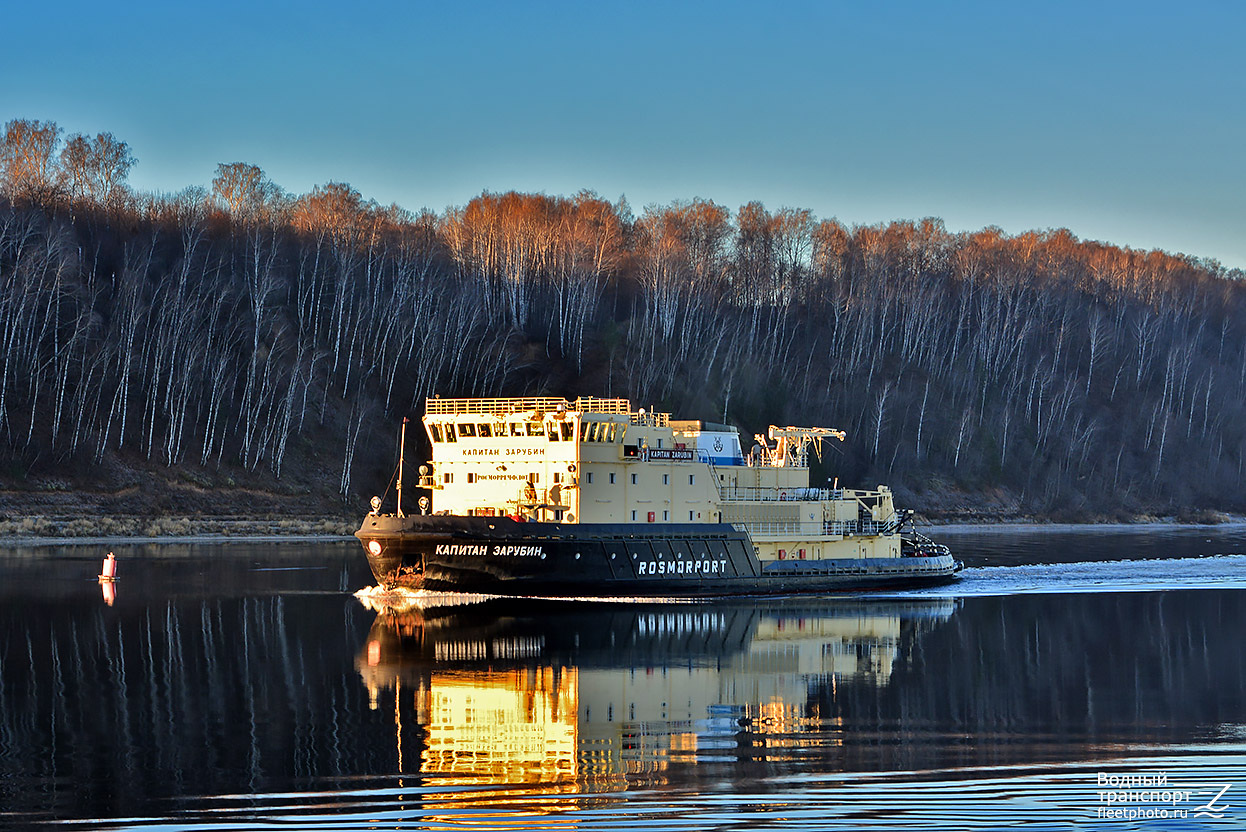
left=914, top=508, right=1239, bottom=527
left=0, top=515, right=358, bottom=542
left=926, top=518, right=1246, bottom=534
left=0, top=511, right=1241, bottom=547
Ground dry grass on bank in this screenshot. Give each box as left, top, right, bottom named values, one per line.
left=0, top=516, right=357, bottom=539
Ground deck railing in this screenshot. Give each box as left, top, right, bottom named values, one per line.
left=732, top=519, right=891, bottom=539
left=718, top=486, right=842, bottom=502
left=731, top=521, right=810, bottom=537
left=425, top=396, right=633, bottom=416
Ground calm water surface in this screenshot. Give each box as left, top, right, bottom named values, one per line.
left=1, top=528, right=1245, bottom=830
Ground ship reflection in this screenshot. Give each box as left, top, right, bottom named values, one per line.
left=356, top=597, right=958, bottom=792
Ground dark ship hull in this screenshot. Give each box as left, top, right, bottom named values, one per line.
left=356, top=514, right=961, bottom=597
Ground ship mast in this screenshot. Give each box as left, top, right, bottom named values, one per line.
left=397, top=417, right=409, bottom=518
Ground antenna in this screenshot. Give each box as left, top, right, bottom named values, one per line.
left=397, top=417, right=409, bottom=518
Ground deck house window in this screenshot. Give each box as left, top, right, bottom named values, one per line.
left=662, top=474, right=669, bottom=485
left=689, top=475, right=696, bottom=486
left=609, top=473, right=616, bottom=484
left=631, top=473, right=638, bottom=484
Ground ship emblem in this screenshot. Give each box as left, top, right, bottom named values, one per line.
left=713, top=437, right=724, bottom=453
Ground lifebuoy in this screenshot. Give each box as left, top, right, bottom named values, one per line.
left=780, top=490, right=787, bottom=500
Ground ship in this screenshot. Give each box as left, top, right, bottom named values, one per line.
left=355, top=396, right=960, bottom=596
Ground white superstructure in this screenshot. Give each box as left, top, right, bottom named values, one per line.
left=415, top=396, right=909, bottom=564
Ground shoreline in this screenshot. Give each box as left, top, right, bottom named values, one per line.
left=0, top=515, right=1243, bottom=547
left=926, top=520, right=1246, bottom=534
left=0, top=515, right=358, bottom=542
left=0, top=533, right=357, bottom=547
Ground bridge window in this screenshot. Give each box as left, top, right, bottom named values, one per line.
left=459, top=423, right=476, bottom=437
left=430, top=424, right=443, bottom=442
left=560, top=422, right=574, bottom=440
left=526, top=422, right=543, bottom=436
left=510, top=422, right=524, bottom=436
left=445, top=424, right=456, bottom=442
left=478, top=424, right=493, bottom=437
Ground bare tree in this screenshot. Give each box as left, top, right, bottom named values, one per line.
left=212, top=162, right=284, bottom=223
left=1, top=119, right=62, bottom=202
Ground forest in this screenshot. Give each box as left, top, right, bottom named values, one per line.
left=2, top=116, right=1245, bottom=521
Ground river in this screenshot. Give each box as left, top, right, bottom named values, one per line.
left=1, top=526, right=1244, bottom=830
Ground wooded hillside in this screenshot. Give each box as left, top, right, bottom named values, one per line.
left=3, top=117, right=1244, bottom=520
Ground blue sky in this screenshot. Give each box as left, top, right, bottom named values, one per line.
left=3, top=1, right=1243, bottom=267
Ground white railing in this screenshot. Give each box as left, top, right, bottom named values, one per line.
left=719, top=487, right=842, bottom=502
left=824, top=520, right=886, bottom=536
left=732, top=519, right=891, bottom=539
left=426, top=396, right=633, bottom=416
left=731, top=521, right=809, bottom=537
left=628, top=410, right=671, bottom=427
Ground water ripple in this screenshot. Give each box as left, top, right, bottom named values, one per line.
left=23, top=746, right=1241, bottom=831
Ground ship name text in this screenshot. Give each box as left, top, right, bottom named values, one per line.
left=460, top=447, right=546, bottom=457
left=435, top=544, right=545, bottom=558
left=637, top=559, right=729, bottom=576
